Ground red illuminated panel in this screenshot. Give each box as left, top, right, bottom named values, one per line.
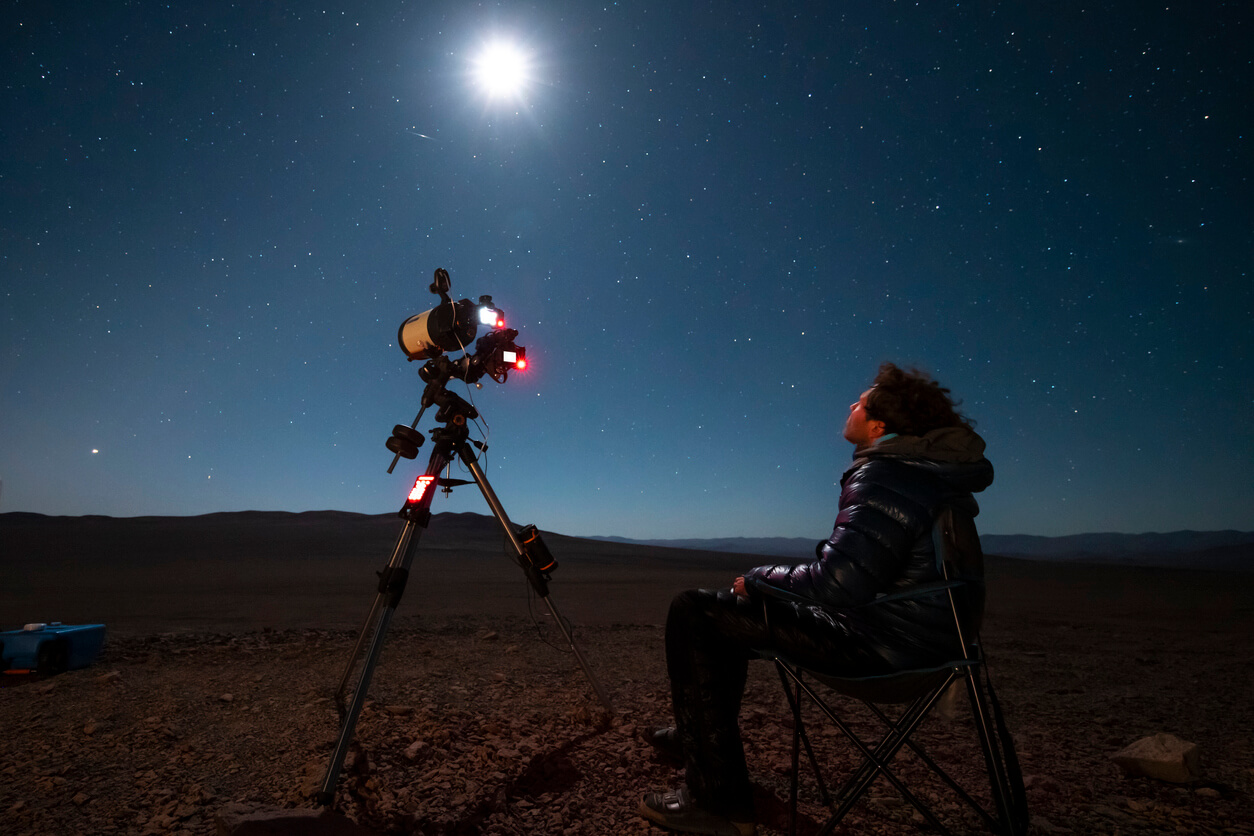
left=503, top=348, right=527, bottom=370
left=407, top=475, right=437, bottom=504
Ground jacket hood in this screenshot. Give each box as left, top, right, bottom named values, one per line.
left=853, top=426, right=993, bottom=494
left=869, top=426, right=988, bottom=463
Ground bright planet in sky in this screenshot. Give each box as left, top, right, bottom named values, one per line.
left=471, top=39, right=531, bottom=100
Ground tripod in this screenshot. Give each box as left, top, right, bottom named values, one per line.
left=316, top=383, right=614, bottom=807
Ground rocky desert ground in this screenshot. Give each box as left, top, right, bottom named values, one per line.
left=2, top=512, right=1252, bottom=835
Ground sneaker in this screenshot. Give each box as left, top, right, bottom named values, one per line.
left=639, top=787, right=755, bottom=836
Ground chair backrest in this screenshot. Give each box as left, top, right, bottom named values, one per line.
left=931, top=504, right=986, bottom=641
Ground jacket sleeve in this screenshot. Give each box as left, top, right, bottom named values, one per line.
left=743, top=462, right=928, bottom=608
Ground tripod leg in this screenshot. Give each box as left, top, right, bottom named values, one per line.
left=318, top=596, right=408, bottom=805
left=333, top=520, right=421, bottom=715
left=537, top=592, right=615, bottom=712
left=317, top=451, right=446, bottom=807
left=458, top=445, right=615, bottom=713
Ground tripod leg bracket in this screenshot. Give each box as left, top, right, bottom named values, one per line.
left=376, top=566, right=410, bottom=606
left=399, top=505, right=432, bottom=527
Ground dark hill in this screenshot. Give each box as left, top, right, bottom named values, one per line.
left=589, top=528, right=1254, bottom=571
left=0, top=511, right=757, bottom=570
left=4, top=511, right=1250, bottom=570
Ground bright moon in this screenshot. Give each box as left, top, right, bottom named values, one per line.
left=472, top=40, right=530, bottom=99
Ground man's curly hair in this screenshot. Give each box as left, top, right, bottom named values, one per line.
left=864, top=363, right=972, bottom=436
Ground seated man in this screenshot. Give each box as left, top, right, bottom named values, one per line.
left=639, top=363, right=994, bottom=836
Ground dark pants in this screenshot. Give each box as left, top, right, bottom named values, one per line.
left=665, top=588, right=894, bottom=819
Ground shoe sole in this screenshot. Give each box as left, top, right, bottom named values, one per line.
left=638, top=798, right=755, bottom=836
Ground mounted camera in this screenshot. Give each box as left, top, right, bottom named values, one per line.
left=474, top=327, right=528, bottom=383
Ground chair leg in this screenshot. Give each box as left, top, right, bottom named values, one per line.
left=863, top=678, right=1000, bottom=831
left=963, top=667, right=1025, bottom=835
left=821, top=683, right=953, bottom=836
left=775, top=661, right=831, bottom=836
left=773, top=661, right=1022, bottom=836
left=780, top=664, right=801, bottom=836
left=785, top=671, right=953, bottom=836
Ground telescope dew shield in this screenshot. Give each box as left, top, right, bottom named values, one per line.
left=398, top=300, right=477, bottom=360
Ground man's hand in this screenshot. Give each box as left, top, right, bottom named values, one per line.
left=732, top=576, right=748, bottom=597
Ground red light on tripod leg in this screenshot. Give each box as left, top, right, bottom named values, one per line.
left=407, top=475, right=437, bottom=504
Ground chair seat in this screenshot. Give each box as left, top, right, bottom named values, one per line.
left=809, top=663, right=970, bottom=705
left=755, top=647, right=977, bottom=704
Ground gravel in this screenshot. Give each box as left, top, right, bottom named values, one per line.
left=3, top=615, right=1252, bottom=835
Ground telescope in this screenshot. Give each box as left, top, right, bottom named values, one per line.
left=318, top=267, right=610, bottom=809
left=396, top=267, right=526, bottom=377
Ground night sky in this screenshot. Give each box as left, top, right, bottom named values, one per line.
left=3, top=2, right=1251, bottom=540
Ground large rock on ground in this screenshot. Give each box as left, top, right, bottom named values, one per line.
left=1110, top=733, right=1200, bottom=783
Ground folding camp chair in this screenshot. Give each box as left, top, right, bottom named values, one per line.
left=761, top=507, right=1028, bottom=836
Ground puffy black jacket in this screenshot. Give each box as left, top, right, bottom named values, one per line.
left=744, top=426, right=994, bottom=668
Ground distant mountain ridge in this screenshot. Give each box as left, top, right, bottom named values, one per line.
left=589, top=534, right=817, bottom=559
left=586, top=529, right=1254, bottom=571
left=980, top=530, right=1254, bottom=557
left=3, top=511, right=1251, bottom=571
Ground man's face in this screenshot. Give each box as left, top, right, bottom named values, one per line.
left=842, top=389, right=886, bottom=447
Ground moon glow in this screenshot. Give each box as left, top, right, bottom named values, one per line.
left=472, top=40, right=530, bottom=100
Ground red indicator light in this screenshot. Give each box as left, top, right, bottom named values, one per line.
left=496, top=316, right=506, bottom=328
left=516, top=357, right=527, bottom=370
left=407, top=475, right=437, bottom=504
